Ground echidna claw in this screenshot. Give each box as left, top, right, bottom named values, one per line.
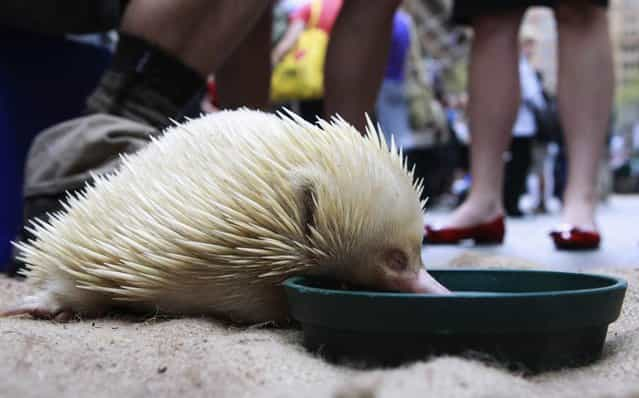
left=1, top=306, right=74, bottom=322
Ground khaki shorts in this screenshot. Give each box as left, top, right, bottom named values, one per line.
left=24, top=113, right=155, bottom=199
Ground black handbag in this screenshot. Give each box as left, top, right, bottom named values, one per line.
left=524, top=95, right=562, bottom=143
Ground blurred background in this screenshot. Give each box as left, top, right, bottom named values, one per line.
left=1, top=0, right=638, bottom=270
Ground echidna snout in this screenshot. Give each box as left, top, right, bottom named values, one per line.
left=340, top=246, right=449, bottom=295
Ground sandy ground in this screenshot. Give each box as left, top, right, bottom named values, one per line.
left=2, top=258, right=639, bottom=398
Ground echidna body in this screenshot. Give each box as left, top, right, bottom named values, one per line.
left=7, top=109, right=447, bottom=323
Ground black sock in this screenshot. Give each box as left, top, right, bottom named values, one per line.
left=86, top=32, right=206, bottom=129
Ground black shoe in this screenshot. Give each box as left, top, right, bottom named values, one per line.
left=505, top=207, right=524, bottom=218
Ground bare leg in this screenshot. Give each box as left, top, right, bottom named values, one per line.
left=440, top=10, right=525, bottom=228
left=323, top=0, right=401, bottom=131
left=555, top=3, right=614, bottom=230
left=121, top=0, right=271, bottom=77
left=216, top=3, right=273, bottom=110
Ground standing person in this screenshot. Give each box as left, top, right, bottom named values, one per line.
left=323, top=0, right=402, bottom=131
left=503, top=26, right=546, bottom=217
left=425, top=1, right=614, bottom=250
left=375, top=9, right=413, bottom=148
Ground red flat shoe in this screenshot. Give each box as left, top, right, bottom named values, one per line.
left=424, top=216, right=505, bottom=245
left=550, top=225, right=600, bottom=250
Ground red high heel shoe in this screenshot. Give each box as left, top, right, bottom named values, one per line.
left=550, top=225, right=600, bottom=250
left=424, top=216, right=505, bottom=245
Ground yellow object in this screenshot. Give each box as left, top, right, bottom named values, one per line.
left=270, top=0, right=327, bottom=102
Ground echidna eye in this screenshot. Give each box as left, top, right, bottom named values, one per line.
left=385, top=249, right=408, bottom=272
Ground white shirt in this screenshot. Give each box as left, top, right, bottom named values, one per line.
left=513, top=55, right=546, bottom=138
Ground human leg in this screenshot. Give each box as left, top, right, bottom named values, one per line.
left=430, top=9, right=525, bottom=230
left=216, top=3, right=273, bottom=110
left=323, top=0, right=401, bottom=131
left=503, top=136, right=533, bottom=217
left=86, top=0, right=271, bottom=127
left=375, top=79, right=413, bottom=147
left=121, top=0, right=269, bottom=77
left=554, top=1, right=614, bottom=231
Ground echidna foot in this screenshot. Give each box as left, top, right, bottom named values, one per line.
left=1, top=294, right=74, bottom=322
left=1, top=305, right=74, bottom=322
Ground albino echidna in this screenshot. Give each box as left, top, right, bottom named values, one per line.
left=4, top=109, right=448, bottom=323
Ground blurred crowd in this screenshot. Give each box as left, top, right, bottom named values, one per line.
left=200, top=0, right=639, bottom=216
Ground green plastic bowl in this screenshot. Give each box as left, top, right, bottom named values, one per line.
left=283, top=269, right=627, bottom=372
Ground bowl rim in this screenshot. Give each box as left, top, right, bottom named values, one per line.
left=283, top=268, right=628, bottom=299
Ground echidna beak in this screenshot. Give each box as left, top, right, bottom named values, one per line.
left=409, top=269, right=451, bottom=295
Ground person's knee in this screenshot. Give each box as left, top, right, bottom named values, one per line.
left=555, top=2, right=606, bottom=29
